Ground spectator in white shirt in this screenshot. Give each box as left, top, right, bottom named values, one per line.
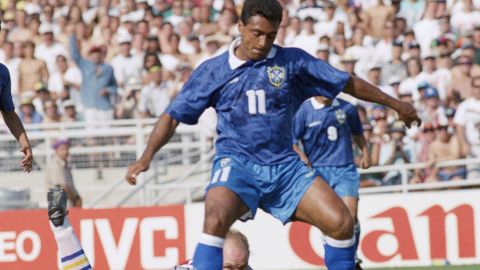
left=138, top=65, right=175, bottom=118
left=35, top=23, right=69, bottom=75
left=454, top=76, right=480, bottom=178
left=110, top=34, right=143, bottom=92
left=451, top=0, right=480, bottom=33
left=413, top=0, right=441, bottom=54
left=291, top=16, right=320, bottom=56
left=48, top=55, right=82, bottom=105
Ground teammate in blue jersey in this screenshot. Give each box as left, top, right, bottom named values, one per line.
left=126, top=1, right=420, bottom=269
left=292, top=96, right=370, bottom=269
left=0, top=62, right=32, bottom=172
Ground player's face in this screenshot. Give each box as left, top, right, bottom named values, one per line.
left=238, top=15, right=279, bottom=61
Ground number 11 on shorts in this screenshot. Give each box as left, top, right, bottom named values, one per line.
left=211, top=167, right=231, bottom=183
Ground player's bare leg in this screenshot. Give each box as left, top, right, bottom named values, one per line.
left=293, top=177, right=355, bottom=270
left=193, top=186, right=249, bottom=270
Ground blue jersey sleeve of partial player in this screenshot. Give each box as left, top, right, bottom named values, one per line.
left=346, top=103, right=363, bottom=135
left=165, top=61, right=219, bottom=125
left=289, top=48, right=349, bottom=101
left=0, top=64, right=15, bottom=112
left=292, top=104, right=307, bottom=145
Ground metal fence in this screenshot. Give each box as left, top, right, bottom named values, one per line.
left=1, top=119, right=480, bottom=209
left=0, top=119, right=211, bottom=171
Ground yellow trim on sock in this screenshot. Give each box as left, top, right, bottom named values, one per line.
left=63, top=257, right=89, bottom=270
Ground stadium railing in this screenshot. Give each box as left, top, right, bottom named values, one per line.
left=1, top=119, right=480, bottom=208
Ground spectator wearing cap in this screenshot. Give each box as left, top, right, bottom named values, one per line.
left=381, top=39, right=407, bottom=85
left=61, top=100, right=80, bottom=122
left=19, top=41, right=49, bottom=95
left=315, top=43, right=331, bottom=64
left=70, top=34, right=117, bottom=124
left=416, top=52, right=452, bottom=100
left=110, top=33, right=143, bottom=93
left=296, top=0, right=324, bottom=22
left=454, top=76, right=480, bottom=178
left=383, top=76, right=402, bottom=98
left=426, top=119, right=465, bottom=182
left=48, top=54, right=82, bottom=104
left=32, top=82, right=51, bottom=116
left=361, top=0, right=395, bottom=39
left=138, top=65, right=175, bottom=118
left=399, top=57, right=422, bottom=101
left=46, top=138, right=82, bottom=207
left=340, top=54, right=358, bottom=75
left=34, top=23, right=69, bottom=75
left=403, top=40, right=421, bottom=60
left=419, top=86, right=447, bottom=124
left=451, top=55, right=474, bottom=100
left=18, top=94, right=43, bottom=124
left=373, top=120, right=418, bottom=185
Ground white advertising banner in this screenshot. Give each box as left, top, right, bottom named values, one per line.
left=185, top=189, right=480, bottom=269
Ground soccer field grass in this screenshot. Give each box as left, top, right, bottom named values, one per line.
left=370, top=266, right=480, bottom=270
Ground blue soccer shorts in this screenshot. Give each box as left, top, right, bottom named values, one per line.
left=314, top=163, right=360, bottom=198
left=206, top=154, right=317, bottom=224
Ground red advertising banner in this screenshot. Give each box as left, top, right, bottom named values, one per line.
left=0, top=205, right=186, bottom=270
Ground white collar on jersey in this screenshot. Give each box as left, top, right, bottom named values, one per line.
left=228, top=37, right=278, bottom=69
left=310, top=97, right=327, bottom=110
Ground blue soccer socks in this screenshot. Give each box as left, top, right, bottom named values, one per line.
left=324, top=235, right=356, bottom=270
left=192, top=233, right=225, bottom=270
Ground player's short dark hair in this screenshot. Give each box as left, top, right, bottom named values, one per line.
left=240, top=0, right=283, bottom=26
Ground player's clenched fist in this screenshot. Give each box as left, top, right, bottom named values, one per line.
left=397, top=101, right=422, bottom=128
left=126, top=158, right=150, bottom=185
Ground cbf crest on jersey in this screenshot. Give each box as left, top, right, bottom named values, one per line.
left=267, top=65, right=286, bottom=87
left=335, top=109, right=346, bottom=124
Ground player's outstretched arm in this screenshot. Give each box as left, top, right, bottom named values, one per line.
left=1, top=110, right=33, bottom=172
left=126, top=113, right=179, bottom=185
left=343, top=76, right=421, bottom=128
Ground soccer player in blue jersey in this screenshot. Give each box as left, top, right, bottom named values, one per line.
left=126, top=1, right=421, bottom=269
left=292, top=96, right=370, bottom=269
left=0, top=62, right=33, bottom=172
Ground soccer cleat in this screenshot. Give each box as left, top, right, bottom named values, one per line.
left=47, top=186, right=68, bottom=227
left=355, top=257, right=363, bottom=270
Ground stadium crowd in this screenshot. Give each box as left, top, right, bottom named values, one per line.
left=0, top=0, right=480, bottom=185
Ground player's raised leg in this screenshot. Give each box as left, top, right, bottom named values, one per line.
left=192, top=187, right=249, bottom=270
left=293, top=177, right=356, bottom=270
left=48, top=186, right=92, bottom=270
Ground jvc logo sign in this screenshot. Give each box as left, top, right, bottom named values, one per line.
left=80, top=216, right=182, bottom=269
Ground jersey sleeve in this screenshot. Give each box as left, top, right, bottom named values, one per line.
left=165, top=62, right=217, bottom=125
left=292, top=48, right=350, bottom=100
left=347, top=104, right=363, bottom=135
left=0, top=65, right=15, bottom=112
left=292, top=104, right=307, bottom=144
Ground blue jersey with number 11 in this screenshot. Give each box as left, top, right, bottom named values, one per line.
left=292, top=98, right=363, bottom=167
left=166, top=39, right=350, bottom=165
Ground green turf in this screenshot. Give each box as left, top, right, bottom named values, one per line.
left=370, top=265, right=480, bottom=270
